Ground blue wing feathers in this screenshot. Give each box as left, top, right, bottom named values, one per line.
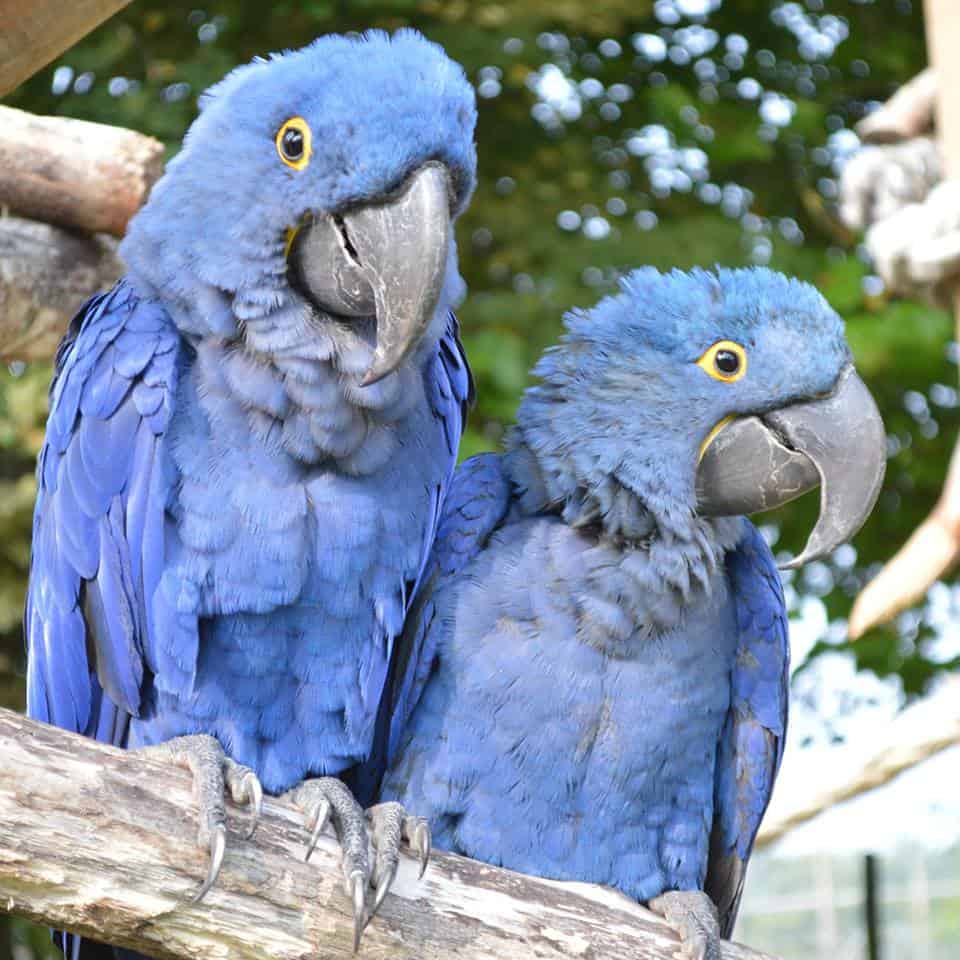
left=385, top=450, right=512, bottom=765
left=707, top=521, right=789, bottom=937
left=350, top=312, right=474, bottom=803
left=26, top=280, right=181, bottom=746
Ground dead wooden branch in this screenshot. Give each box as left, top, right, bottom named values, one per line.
left=856, top=68, right=938, bottom=144
left=0, top=707, right=778, bottom=960
left=847, top=439, right=960, bottom=638
left=0, top=216, right=122, bottom=362
left=0, top=106, right=163, bottom=237
left=0, top=0, right=134, bottom=97
left=847, top=1, right=960, bottom=637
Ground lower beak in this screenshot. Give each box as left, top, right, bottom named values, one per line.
left=695, top=366, right=886, bottom=568
left=290, top=163, right=453, bottom=385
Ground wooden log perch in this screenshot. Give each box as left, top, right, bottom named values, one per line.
left=0, top=0, right=134, bottom=97
left=0, top=106, right=164, bottom=237
left=0, top=216, right=122, bottom=362
left=0, top=708, right=779, bottom=960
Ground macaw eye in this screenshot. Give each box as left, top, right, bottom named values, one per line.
left=697, top=340, right=747, bottom=383
left=276, top=117, right=312, bottom=170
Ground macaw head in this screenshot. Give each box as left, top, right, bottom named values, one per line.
left=121, top=29, right=476, bottom=385
left=516, top=267, right=885, bottom=566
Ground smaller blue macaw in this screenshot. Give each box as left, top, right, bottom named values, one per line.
left=380, top=267, right=886, bottom=959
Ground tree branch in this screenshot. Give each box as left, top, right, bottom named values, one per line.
left=0, top=0, right=134, bottom=97
left=756, top=676, right=960, bottom=848
left=0, top=708, right=778, bottom=960
left=0, top=216, right=122, bottom=362
left=0, top=107, right=161, bottom=362
left=0, top=107, right=164, bottom=237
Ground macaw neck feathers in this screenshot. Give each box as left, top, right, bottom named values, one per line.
left=191, top=333, right=422, bottom=472
left=504, top=429, right=744, bottom=638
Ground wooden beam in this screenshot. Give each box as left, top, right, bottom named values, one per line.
left=0, top=216, right=122, bottom=362
left=0, top=107, right=164, bottom=237
left=0, top=0, right=134, bottom=97
left=0, top=708, right=779, bottom=960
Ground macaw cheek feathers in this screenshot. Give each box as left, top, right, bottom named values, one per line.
left=695, top=366, right=886, bottom=568
left=289, top=163, right=453, bottom=385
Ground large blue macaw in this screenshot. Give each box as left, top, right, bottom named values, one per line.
left=26, top=30, right=476, bottom=957
left=380, top=267, right=886, bottom=959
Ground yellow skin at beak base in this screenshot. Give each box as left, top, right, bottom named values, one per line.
left=698, top=415, right=736, bottom=464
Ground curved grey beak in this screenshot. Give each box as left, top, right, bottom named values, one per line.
left=290, top=163, right=452, bottom=385
left=695, top=367, right=886, bottom=568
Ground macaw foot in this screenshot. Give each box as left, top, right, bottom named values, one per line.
left=282, top=779, right=431, bottom=951
left=366, top=800, right=431, bottom=912
left=648, top=890, right=722, bottom=960
left=140, top=734, right=262, bottom=902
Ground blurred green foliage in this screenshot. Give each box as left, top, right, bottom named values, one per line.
left=1, top=0, right=957, bottom=953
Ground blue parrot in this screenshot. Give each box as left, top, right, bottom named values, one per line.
left=26, top=30, right=476, bottom=957
left=380, top=267, right=886, bottom=959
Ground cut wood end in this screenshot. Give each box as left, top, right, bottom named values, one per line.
left=855, top=67, right=938, bottom=144
left=0, top=106, right=165, bottom=235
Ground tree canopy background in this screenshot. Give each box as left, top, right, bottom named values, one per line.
left=1, top=1, right=953, bottom=954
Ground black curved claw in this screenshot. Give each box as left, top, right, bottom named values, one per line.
left=349, top=869, right=367, bottom=954
left=192, top=824, right=226, bottom=903
left=242, top=771, right=263, bottom=840
left=305, top=797, right=332, bottom=863
left=413, top=821, right=431, bottom=879
left=371, top=857, right=399, bottom=918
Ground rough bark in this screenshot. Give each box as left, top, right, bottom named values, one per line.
left=0, top=708, right=778, bottom=960
left=0, top=106, right=163, bottom=237
left=0, top=0, right=134, bottom=97
left=0, top=216, right=122, bottom=362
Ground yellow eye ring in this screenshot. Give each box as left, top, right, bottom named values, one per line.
left=276, top=117, right=312, bottom=171
left=697, top=340, right=747, bottom=383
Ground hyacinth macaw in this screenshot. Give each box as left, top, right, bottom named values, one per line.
left=26, top=30, right=476, bottom=957
left=380, top=267, right=886, bottom=960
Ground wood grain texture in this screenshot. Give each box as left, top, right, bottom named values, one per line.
left=0, top=107, right=163, bottom=237
left=0, top=707, right=779, bottom=960
left=0, top=0, right=133, bottom=96
left=0, top=216, right=122, bottom=361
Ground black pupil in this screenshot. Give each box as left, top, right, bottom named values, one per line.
left=282, top=128, right=304, bottom=160
left=715, top=349, right=740, bottom=374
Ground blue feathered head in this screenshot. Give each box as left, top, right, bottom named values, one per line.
left=122, top=30, right=476, bottom=382
left=514, top=267, right=884, bottom=562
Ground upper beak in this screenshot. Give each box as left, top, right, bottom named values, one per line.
left=290, top=163, right=452, bottom=385
left=695, top=366, right=886, bottom=568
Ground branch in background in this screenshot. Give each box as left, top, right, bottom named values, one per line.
left=0, top=708, right=778, bottom=960
left=855, top=67, right=938, bottom=144
left=847, top=1, right=960, bottom=638
left=0, top=106, right=163, bottom=237
left=848, top=437, right=960, bottom=639
left=756, top=676, right=960, bottom=849
left=0, top=0, right=134, bottom=97
left=0, top=216, right=122, bottom=362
